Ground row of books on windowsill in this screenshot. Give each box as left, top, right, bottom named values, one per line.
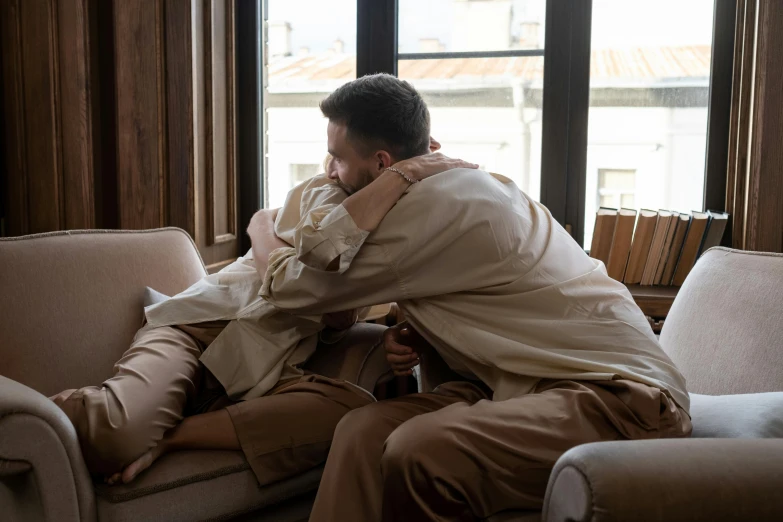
left=590, top=208, right=729, bottom=286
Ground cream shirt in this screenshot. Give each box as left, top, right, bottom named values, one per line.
left=262, top=170, right=690, bottom=413
left=144, top=175, right=367, bottom=400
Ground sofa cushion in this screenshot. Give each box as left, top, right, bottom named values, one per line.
left=661, top=248, right=783, bottom=395
left=94, top=450, right=322, bottom=521
left=690, top=392, right=783, bottom=438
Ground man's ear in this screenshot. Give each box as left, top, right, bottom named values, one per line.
left=374, top=150, right=394, bottom=172
left=429, top=137, right=441, bottom=152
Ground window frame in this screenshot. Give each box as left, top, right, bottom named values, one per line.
left=242, top=0, right=736, bottom=248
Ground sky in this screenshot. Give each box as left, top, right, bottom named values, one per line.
left=267, top=0, right=716, bottom=55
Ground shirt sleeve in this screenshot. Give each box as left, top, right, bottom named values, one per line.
left=274, top=178, right=369, bottom=274
left=293, top=204, right=369, bottom=274
left=260, top=238, right=407, bottom=315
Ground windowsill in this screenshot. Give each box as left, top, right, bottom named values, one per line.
left=625, top=284, right=678, bottom=319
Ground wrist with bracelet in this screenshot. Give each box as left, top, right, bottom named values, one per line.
left=384, top=166, right=418, bottom=185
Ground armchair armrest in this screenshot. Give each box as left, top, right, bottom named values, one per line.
left=0, top=376, right=96, bottom=522
left=305, top=323, right=392, bottom=395
left=543, top=439, right=783, bottom=522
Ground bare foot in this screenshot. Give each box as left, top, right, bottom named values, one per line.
left=119, top=444, right=167, bottom=484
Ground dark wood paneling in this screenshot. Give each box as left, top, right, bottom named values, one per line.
left=1, top=0, right=100, bottom=235
left=204, top=0, right=236, bottom=246
left=163, top=0, right=196, bottom=237
left=19, top=0, right=61, bottom=233
left=728, top=0, right=755, bottom=249
left=0, top=0, right=29, bottom=236
left=94, top=0, right=117, bottom=229
left=57, top=0, right=96, bottom=229
left=114, top=0, right=164, bottom=230
left=236, top=0, right=262, bottom=254
left=745, top=0, right=783, bottom=253
left=194, top=0, right=238, bottom=268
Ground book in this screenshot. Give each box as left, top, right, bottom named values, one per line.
left=606, top=208, right=637, bottom=281
left=641, top=210, right=674, bottom=285
left=698, top=211, right=729, bottom=256
left=660, top=213, right=691, bottom=286
left=653, top=212, right=682, bottom=285
left=671, top=211, right=711, bottom=286
left=623, top=209, right=658, bottom=284
left=590, top=207, right=618, bottom=266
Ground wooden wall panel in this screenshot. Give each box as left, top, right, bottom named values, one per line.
left=204, top=0, right=236, bottom=247
left=0, top=0, right=29, bottom=236
left=164, top=0, right=196, bottom=237
left=19, top=0, right=61, bottom=233
left=114, top=0, right=165, bottom=230
left=727, top=0, right=783, bottom=253
left=1, top=0, right=241, bottom=266
left=745, top=0, right=783, bottom=253
left=198, top=0, right=238, bottom=271
left=56, top=0, right=96, bottom=229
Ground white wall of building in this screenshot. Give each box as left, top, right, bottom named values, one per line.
left=266, top=100, right=707, bottom=246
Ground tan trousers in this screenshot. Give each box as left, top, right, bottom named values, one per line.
left=59, top=321, right=373, bottom=483
left=310, top=378, right=692, bottom=522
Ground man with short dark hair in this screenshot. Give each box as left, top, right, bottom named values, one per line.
left=255, top=73, right=692, bottom=521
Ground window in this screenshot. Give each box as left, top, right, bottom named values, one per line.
left=582, top=0, right=717, bottom=247
left=597, top=169, right=636, bottom=209
left=398, top=0, right=546, bottom=200
left=263, top=0, right=356, bottom=208
left=249, top=0, right=734, bottom=249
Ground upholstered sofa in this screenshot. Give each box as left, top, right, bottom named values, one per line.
left=3, top=229, right=782, bottom=522
left=0, top=228, right=391, bottom=522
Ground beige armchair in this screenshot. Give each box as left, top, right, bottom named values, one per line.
left=540, top=248, right=783, bottom=522
left=0, top=228, right=392, bottom=522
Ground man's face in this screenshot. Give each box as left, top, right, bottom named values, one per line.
left=326, top=121, right=379, bottom=194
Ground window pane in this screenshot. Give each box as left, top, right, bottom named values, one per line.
left=583, top=0, right=715, bottom=247
left=398, top=0, right=546, bottom=54
left=399, top=56, right=544, bottom=200
left=264, top=0, right=356, bottom=207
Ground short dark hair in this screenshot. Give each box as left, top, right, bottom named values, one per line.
left=320, top=73, right=430, bottom=160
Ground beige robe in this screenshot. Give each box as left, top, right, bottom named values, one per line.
left=261, top=170, right=691, bottom=413
left=144, top=175, right=368, bottom=400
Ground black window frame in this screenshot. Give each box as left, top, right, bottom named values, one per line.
left=240, top=0, right=736, bottom=248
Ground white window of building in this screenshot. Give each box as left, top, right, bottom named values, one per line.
left=597, top=169, right=636, bottom=209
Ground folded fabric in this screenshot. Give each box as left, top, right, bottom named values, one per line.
left=144, top=287, right=171, bottom=307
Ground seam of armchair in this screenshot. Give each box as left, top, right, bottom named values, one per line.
left=0, top=226, right=207, bottom=271
left=542, top=460, right=595, bottom=522
left=702, top=246, right=783, bottom=260
left=95, top=461, right=251, bottom=503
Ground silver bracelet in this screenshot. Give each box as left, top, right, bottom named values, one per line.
left=384, top=166, right=418, bottom=184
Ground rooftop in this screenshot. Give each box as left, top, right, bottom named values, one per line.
left=269, top=45, right=711, bottom=92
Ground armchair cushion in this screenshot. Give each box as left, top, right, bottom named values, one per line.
left=690, top=392, right=783, bottom=438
